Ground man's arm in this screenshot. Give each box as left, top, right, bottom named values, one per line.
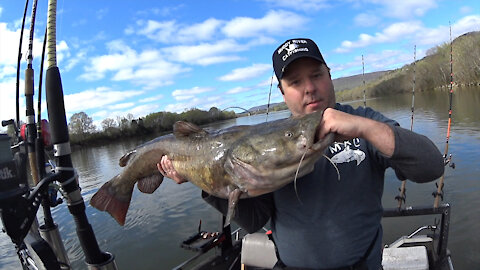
left=319, top=107, right=444, bottom=183
left=388, top=126, right=444, bottom=183
left=318, top=108, right=395, bottom=157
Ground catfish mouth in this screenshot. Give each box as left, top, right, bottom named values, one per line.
left=229, top=131, right=335, bottom=181
left=311, top=131, right=335, bottom=152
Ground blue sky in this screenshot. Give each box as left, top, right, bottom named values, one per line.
left=1, top=0, right=479, bottom=130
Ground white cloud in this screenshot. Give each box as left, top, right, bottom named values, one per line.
left=164, top=96, right=227, bottom=113
left=336, top=15, right=480, bottom=53
left=108, top=103, right=135, bottom=110
left=162, top=39, right=246, bottom=66
left=80, top=40, right=189, bottom=89
left=0, top=23, right=44, bottom=67
left=365, top=0, right=438, bottom=19
left=413, top=15, right=480, bottom=46
left=136, top=20, right=177, bottom=42
left=172, top=86, right=214, bottom=101
left=354, top=13, right=380, bottom=27
left=134, top=18, right=223, bottom=43
left=218, top=63, right=271, bottom=81
left=129, top=104, right=160, bottom=118
left=331, top=49, right=412, bottom=77
left=261, top=0, right=330, bottom=12
left=177, top=18, right=224, bottom=42
left=0, top=66, right=16, bottom=79
left=140, top=94, right=164, bottom=103
left=335, top=21, right=423, bottom=52
left=226, top=86, right=252, bottom=94
left=222, top=10, right=307, bottom=38
left=63, top=87, right=144, bottom=115
left=257, top=75, right=278, bottom=87
left=0, top=77, right=25, bottom=126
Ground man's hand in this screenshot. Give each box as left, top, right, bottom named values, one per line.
left=157, top=155, right=187, bottom=184
left=317, top=108, right=395, bottom=157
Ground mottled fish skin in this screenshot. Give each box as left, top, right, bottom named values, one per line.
left=90, top=110, right=333, bottom=226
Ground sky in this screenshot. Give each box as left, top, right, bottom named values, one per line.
left=1, top=0, right=479, bottom=131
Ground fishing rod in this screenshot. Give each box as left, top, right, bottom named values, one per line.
left=37, top=24, right=72, bottom=267
left=16, top=0, right=30, bottom=131
left=20, top=0, right=72, bottom=266
left=395, top=45, right=416, bottom=209
left=265, top=71, right=274, bottom=122
left=24, top=0, right=40, bottom=185
left=410, top=45, right=416, bottom=132
left=362, top=55, right=366, bottom=107
left=44, top=0, right=117, bottom=268
left=433, top=23, right=455, bottom=208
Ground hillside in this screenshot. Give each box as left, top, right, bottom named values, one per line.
left=336, top=31, right=480, bottom=102
left=332, top=70, right=389, bottom=92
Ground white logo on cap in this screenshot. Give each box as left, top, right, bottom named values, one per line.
left=286, top=43, right=299, bottom=53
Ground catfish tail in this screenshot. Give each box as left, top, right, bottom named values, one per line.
left=90, top=176, right=134, bottom=226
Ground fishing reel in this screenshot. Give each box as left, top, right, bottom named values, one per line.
left=0, top=133, right=60, bottom=246
left=0, top=133, right=32, bottom=246
left=444, top=154, right=455, bottom=169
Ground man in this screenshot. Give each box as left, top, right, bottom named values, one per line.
left=158, top=38, right=444, bottom=270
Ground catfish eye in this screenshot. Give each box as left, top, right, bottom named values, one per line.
left=285, top=131, right=293, bottom=138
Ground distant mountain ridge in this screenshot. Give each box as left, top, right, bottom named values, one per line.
left=332, top=70, right=389, bottom=92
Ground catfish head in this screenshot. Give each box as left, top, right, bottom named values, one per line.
left=225, top=110, right=334, bottom=196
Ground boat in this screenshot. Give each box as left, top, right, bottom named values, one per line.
left=173, top=204, right=454, bottom=270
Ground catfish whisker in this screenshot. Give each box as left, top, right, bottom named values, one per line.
left=323, top=154, right=340, bottom=181
left=294, top=148, right=308, bottom=205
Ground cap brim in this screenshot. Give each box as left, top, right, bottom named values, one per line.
left=279, top=55, right=325, bottom=79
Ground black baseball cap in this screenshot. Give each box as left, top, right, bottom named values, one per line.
left=272, top=38, right=326, bottom=80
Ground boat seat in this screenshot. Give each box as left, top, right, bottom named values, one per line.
left=241, top=232, right=278, bottom=269
left=382, top=246, right=429, bottom=270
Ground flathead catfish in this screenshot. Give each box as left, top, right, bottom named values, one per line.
left=90, top=110, right=334, bottom=226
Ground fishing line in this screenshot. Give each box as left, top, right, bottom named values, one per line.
left=434, top=22, right=455, bottom=208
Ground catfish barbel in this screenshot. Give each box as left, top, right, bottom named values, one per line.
left=90, top=110, right=334, bottom=225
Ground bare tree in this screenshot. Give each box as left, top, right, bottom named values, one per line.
left=68, top=112, right=96, bottom=135
left=101, top=118, right=116, bottom=130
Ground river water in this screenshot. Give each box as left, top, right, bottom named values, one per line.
left=1, top=87, right=479, bottom=269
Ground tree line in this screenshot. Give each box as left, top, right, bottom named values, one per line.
left=68, top=107, right=236, bottom=146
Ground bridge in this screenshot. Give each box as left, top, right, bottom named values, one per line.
left=222, top=106, right=252, bottom=116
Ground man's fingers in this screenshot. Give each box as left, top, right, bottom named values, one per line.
left=158, top=155, right=187, bottom=184
left=157, top=162, right=167, bottom=176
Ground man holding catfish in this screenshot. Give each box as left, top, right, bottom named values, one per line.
left=159, top=38, right=444, bottom=269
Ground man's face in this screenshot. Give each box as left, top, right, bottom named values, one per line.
left=280, top=58, right=335, bottom=116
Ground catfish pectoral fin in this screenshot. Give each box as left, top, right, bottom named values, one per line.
left=225, top=189, right=243, bottom=228
left=137, top=174, right=164, bottom=194
left=90, top=177, right=133, bottom=226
